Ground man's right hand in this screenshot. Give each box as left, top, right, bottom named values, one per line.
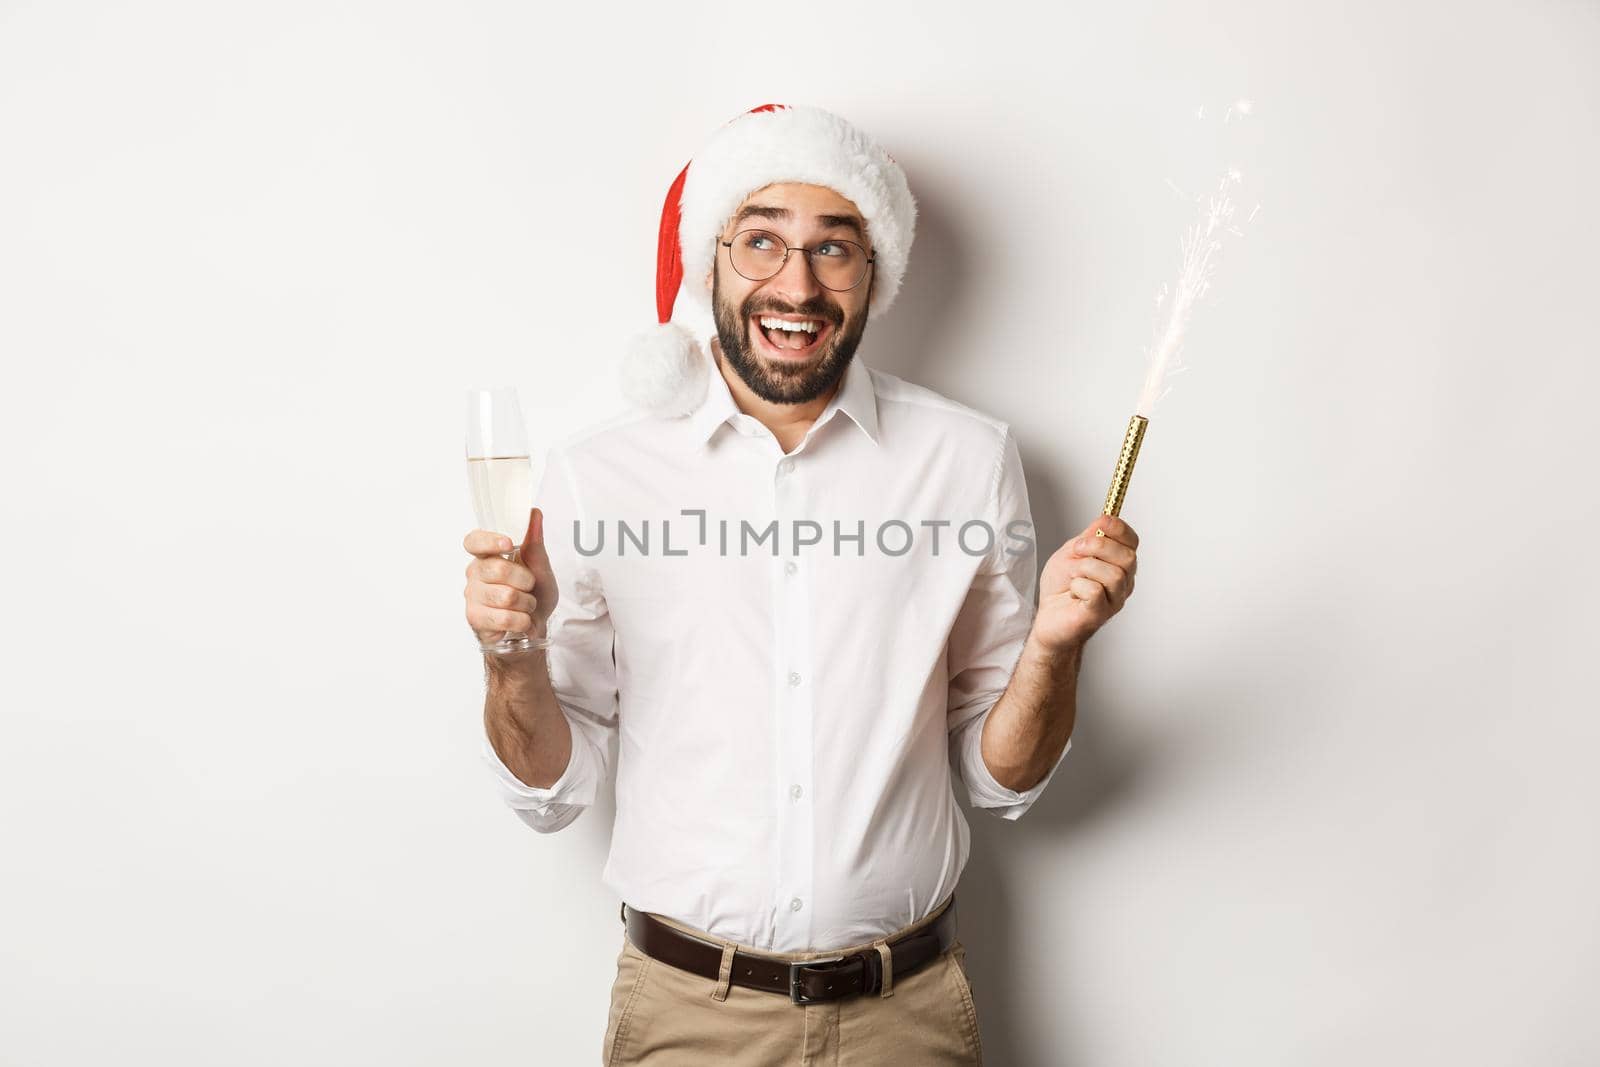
left=463, top=507, right=559, bottom=649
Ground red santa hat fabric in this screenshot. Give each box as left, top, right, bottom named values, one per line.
left=619, top=103, right=917, bottom=417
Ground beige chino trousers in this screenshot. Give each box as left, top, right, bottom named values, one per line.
left=601, top=893, right=983, bottom=1066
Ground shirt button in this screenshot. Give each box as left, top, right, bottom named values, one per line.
left=790, top=784, right=803, bottom=800
left=784, top=560, right=798, bottom=576
left=787, top=671, right=801, bottom=687
left=778, top=458, right=795, bottom=476
left=790, top=897, right=803, bottom=912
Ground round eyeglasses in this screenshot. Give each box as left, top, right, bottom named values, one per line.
left=719, top=228, right=875, bottom=292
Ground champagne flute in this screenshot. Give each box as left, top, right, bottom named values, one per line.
left=466, top=387, right=552, bottom=654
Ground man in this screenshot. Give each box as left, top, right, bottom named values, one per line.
left=462, top=104, right=1139, bottom=1065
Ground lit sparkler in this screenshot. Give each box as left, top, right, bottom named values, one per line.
left=1102, top=100, right=1261, bottom=517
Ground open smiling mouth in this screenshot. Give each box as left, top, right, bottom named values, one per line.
left=751, top=314, right=834, bottom=359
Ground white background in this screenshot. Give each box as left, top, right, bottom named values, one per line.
left=2, top=2, right=1596, bottom=1064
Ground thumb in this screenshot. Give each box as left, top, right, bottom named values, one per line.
left=518, top=507, right=560, bottom=623
left=517, top=507, right=551, bottom=573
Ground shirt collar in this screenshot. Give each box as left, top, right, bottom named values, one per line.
left=687, top=339, right=881, bottom=450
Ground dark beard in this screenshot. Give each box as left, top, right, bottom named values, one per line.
left=711, top=258, right=869, bottom=406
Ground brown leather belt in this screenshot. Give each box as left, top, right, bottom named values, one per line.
left=621, top=895, right=958, bottom=1004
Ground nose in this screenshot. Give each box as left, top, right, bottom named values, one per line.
left=766, top=246, right=824, bottom=305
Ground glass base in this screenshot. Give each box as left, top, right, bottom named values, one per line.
left=480, top=633, right=553, bottom=654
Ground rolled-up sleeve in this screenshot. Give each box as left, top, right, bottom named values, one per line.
left=946, top=425, right=1070, bottom=821
left=480, top=444, right=619, bottom=834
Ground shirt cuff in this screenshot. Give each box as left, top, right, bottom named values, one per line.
left=961, top=721, right=1072, bottom=821
left=480, top=713, right=595, bottom=817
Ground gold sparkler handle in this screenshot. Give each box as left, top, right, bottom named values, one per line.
left=1102, top=414, right=1149, bottom=517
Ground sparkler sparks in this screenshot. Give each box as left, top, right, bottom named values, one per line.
left=1102, top=98, right=1263, bottom=516
left=1137, top=107, right=1263, bottom=417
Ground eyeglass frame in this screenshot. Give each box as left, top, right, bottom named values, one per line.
left=717, top=227, right=876, bottom=292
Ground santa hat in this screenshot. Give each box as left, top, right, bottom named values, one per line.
left=619, top=103, right=917, bottom=417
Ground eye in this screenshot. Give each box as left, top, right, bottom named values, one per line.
left=744, top=232, right=778, bottom=251
left=816, top=242, right=851, bottom=258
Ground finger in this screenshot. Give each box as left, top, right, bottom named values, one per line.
left=1072, top=534, right=1136, bottom=571
left=1070, top=558, right=1131, bottom=608
left=464, top=600, right=500, bottom=641
left=1067, top=576, right=1104, bottom=603
left=468, top=604, right=533, bottom=636
left=467, top=556, right=536, bottom=591
left=1071, top=555, right=1126, bottom=592
left=468, top=581, right=538, bottom=616
left=1087, top=515, right=1139, bottom=550
left=464, top=529, right=515, bottom=557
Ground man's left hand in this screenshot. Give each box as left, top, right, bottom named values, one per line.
left=1032, top=516, right=1140, bottom=653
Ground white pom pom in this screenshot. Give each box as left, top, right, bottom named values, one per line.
left=619, top=322, right=710, bottom=417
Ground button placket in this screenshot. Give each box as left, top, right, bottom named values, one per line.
left=772, top=452, right=815, bottom=948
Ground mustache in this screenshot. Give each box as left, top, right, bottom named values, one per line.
left=743, top=296, right=844, bottom=326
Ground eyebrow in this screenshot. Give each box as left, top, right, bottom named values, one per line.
left=732, top=204, right=866, bottom=242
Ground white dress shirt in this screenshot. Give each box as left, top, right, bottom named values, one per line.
left=481, top=345, right=1070, bottom=952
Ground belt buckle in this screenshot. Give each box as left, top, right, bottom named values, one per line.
left=787, top=955, right=845, bottom=1004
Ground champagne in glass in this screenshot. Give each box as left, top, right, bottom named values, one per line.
left=466, top=387, right=551, bottom=654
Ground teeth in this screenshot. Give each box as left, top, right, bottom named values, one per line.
left=759, top=317, right=820, bottom=333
